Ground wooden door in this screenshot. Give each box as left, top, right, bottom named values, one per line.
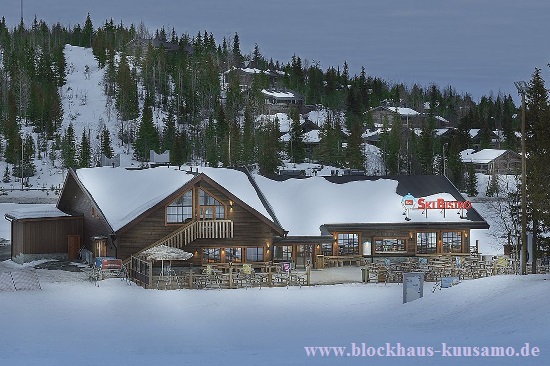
left=67, top=235, right=81, bottom=260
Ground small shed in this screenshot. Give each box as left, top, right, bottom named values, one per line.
left=5, top=205, right=83, bottom=263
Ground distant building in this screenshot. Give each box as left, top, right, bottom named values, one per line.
left=369, top=105, right=451, bottom=129
left=460, top=149, right=521, bottom=175
left=262, top=89, right=305, bottom=113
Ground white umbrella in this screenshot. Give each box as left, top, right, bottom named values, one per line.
left=140, top=245, right=193, bottom=261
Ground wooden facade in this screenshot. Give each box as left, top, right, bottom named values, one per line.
left=9, top=215, right=83, bottom=263
left=11, top=168, right=488, bottom=267
left=54, top=169, right=284, bottom=263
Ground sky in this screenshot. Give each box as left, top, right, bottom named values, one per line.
left=2, top=0, right=550, bottom=102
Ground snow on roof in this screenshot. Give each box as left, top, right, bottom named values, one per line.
left=185, top=166, right=273, bottom=222
left=435, top=115, right=449, bottom=123
left=261, top=89, right=296, bottom=99
left=434, top=128, right=451, bottom=136
left=469, top=128, right=480, bottom=138
left=384, top=106, right=420, bottom=116
left=460, top=149, right=510, bottom=164
left=5, top=204, right=71, bottom=220
left=254, top=176, right=476, bottom=236
left=76, top=167, right=195, bottom=231
left=74, top=166, right=275, bottom=232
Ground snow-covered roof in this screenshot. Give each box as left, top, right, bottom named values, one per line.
left=261, top=89, right=297, bottom=99
left=254, top=175, right=485, bottom=236
left=75, top=167, right=196, bottom=232
left=74, top=166, right=276, bottom=232
left=383, top=106, right=420, bottom=117
left=460, top=149, right=512, bottom=164
left=185, top=166, right=273, bottom=222
left=5, top=204, right=71, bottom=220
left=435, top=115, right=449, bottom=124
left=469, top=129, right=481, bottom=138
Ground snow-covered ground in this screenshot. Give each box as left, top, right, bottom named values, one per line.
left=0, top=261, right=548, bottom=366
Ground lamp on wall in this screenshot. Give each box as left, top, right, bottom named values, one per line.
left=464, top=231, right=468, bottom=238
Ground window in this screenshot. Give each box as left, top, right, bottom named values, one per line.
left=274, top=245, right=293, bottom=261
left=167, top=190, right=193, bottom=223
left=225, top=247, right=242, bottom=263
left=203, top=248, right=221, bottom=263
left=442, top=232, right=462, bottom=253
left=375, top=238, right=406, bottom=253
left=338, top=233, right=359, bottom=255
left=246, top=247, right=264, bottom=262
left=321, top=243, right=333, bottom=256
left=199, top=189, right=225, bottom=219
left=416, top=232, right=437, bottom=254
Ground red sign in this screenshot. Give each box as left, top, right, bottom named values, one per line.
left=101, top=258, right=122, bottom=270
left=417, top=198, right=472, bottom=210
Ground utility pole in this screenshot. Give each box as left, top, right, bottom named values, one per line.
left=514, top=81, right=528, bottom=275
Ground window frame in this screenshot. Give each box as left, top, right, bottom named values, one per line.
left=166, top=189, right=194, bottom=225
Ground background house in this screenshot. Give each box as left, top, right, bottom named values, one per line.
left=460, top=149, right=521, bottom=175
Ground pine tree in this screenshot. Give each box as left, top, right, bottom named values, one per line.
left=524, top=67, right=550, bottom=264
left=241, top=104, right=256, bottom=165
left=287, top=107, right=305, bottom=163
left=2, top=166, right=11, bottom=183
left=134, top=95, right=159, bottom=161
left=258, top=118, right=281, bottom=175
left=100, top=125, right=114, bottom=159
left=486, top=170, right=500, bottom=197
left=115, top=52, right=139, bottom=121
left=61, top=123, right=77, bottom=168
left=205, top=115, right=218, bottom=167
left=465, top=164, right=478, bottom=197
left=82, top=13, right=94, bottom=48
left=346, top=117, right=365, bottom=170
left=79, top=130, right=91, bottom=168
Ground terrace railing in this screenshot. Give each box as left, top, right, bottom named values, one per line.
left=128, top=219, right=234, bottom=260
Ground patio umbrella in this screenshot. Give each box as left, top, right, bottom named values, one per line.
left=140, top=245, right=193, bottom=277
left=140, top=245, right=193, bottom=261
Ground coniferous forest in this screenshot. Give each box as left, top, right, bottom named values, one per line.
left=0, top=14, right=530, bottom=189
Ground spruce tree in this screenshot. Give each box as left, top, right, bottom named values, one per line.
left=61, top=123, right=77, bottom=169
left=79, top=130, right=91, bottom=168
left=134, top=95, right=159, bottom=161
left=287, top=107, right=305, bottom=163
left=465, top=163, right=478, bottom=197
left=100, top=125, right=114, bottom=159
left=346, top=117, right=365, bottom=170
left=241, top=103, right=256, bottom=165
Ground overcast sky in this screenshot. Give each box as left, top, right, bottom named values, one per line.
left=3, top=0, right=550, bottom=102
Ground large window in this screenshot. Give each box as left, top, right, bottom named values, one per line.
left=225, top=247, right=242, bottom=263
left=375, top=238, right=406, bottom=253
left=338, top=233, right=359, bottom=255
left=166, top=190, right=193, bottom=223
left=274, top=245, right=293, bottom=261
left=199, top=189, right=225, bottom=219
left=321, top=243, right=333, bottom=256
left=416, top=232, right=437, bottom=254
left=203, top=248, right=221, bottom=263
left=442, top=232, right=462, bottom=253
left=246, top=247, right=264, bottom=262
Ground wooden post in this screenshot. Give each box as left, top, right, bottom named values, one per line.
left=188, top=268, right=193, bottom=289
left=229, top=266, right=233, bottom=289
left=147, top=260, right=152, bottom=289
left=268, top=264, right=273, bottom=287
left=306, top=263, right=311, bottom=286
